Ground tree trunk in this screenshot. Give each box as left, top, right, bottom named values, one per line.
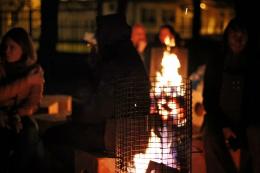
left=97, top=0, right=103, bottom=16
left=38, top=0, right=59, bottom=81
left=117, top=0, right=128, bottom=16
left=192, top=0, right=201, bottom=40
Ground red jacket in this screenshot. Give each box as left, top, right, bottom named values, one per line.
left=0, top=64, right=44, bottom=116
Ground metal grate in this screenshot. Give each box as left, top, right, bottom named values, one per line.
left=115, top=77, right=192, bottom=173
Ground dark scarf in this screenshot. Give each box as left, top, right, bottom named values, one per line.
left=3, top=62, right=36, bottom=83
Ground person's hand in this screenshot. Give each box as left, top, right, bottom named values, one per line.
left=14, top=119, right=23, bottom=133
left=0, top=111, right=9, bottom=128
left=27, top=66, right=44, bottom=85
left=223, top=127, right=236, bottom=139
left=223, top=127, right=237, bottom=147
left=194, top=102, right=205, bottom=117
left=10, top=114, right=23, bottom=133
left=137, top=40, right=147, bottom=54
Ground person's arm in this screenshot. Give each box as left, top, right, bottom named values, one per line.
left=17, top=66, right=44, bottom=116
left=202, top=57, right=225, bottom=127
left=0, top=77, right=31, bottom=103
left=17, top=84, right=44, bottom=116
left=0, top=65, right=44, bottom=103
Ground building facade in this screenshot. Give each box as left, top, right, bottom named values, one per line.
left=0, top=0, right=234, bottom=53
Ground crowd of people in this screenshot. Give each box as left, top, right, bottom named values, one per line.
left=0, top=12, right=259, bottom=173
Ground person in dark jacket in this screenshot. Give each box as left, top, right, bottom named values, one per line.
left=131, top=23, right=151, bottom=73
left=0, top=27, right=45, bottom=173
left=43, top=14, right=150, bottom=173
left=202, top=17, right=260, bottom=173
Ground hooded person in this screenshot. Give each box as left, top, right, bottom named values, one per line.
left=43, top=14, right=150, bottom=173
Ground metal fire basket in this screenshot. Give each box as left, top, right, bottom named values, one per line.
left=115, top=76, right=192, bottom=173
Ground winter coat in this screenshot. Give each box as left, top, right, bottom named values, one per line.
left=0, top=63, right=44, bottom=116
left=72, top=41, right=149, bottom=125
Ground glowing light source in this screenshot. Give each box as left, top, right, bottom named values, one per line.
left=200, top=3, right=207, bottom=10
left=129, top=36, right=184, bottom=172
left=185, top=8, right=188, bottom=15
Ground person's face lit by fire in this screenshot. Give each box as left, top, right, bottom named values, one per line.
left=227, top=29, right=248, bottom=55
left=159, top=27, right=175, bottom=44
left=3, top=38, right=23, bottom=63
left=131, top=25, right=147, bottom=53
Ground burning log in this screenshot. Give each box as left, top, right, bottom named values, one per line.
left=146, top=161, right=180, bottom=173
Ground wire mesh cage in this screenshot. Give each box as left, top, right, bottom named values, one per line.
left=115, top=76, right=192, bottom=173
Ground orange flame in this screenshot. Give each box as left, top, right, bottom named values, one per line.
left=131, top=36, right=183, bottom=172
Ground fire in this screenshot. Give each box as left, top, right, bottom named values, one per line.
left=130, top=129, right=162, bottom=173
left=129, top=128, right=177, bottom=173
left=153, top=36, right=184, bottom=121
left=164, top=36, right=176, bottom=50
left=130, top=36, right=184, bottom=172
left=155, top=51, right=182, bottom=97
